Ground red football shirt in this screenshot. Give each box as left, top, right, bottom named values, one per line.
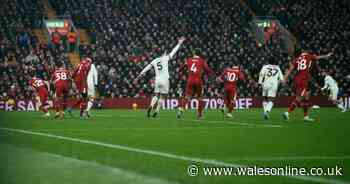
left=180, top=56, right=214, bottom=82
left=73, top=59, right=91, bottom=82
left=220, top=67, right=245, bottom=89
left=52, top=68, right=70, bottom=86
left=292, top=52, right=317, bottom=80
left=29, top=77, right=47, bottom=92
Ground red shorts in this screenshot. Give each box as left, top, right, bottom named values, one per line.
left=186, top=81, right=203, bottom=97
left=38, top=89, right=48, bottom=104
left=75, top=80, right=87, bottom=94
left=224, top=87, right=236, bottom=102
left=294, top=79, right=309, bottom=96
left=55, top=84, right=69, bottom=97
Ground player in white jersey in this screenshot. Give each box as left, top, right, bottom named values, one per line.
left=321, top=71, right=346, bottom=112
left=258, top=60, right=284, bottom=119
left=134, top=37, right=185, bottom=118
left=86, top=58, right=98, bottom=117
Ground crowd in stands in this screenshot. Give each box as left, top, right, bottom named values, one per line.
left=0, top=0, right=349, bottom=101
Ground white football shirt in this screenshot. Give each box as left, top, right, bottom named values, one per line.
left=258, top=64, right=283, bottom=85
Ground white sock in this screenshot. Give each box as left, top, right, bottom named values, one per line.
left=337, top=101, right=345, bottom=110
left=267, top=101, right=274, bottom=112
left=87, top=100, right=94, bottom=111
left=262, top=101, right=267, bottom=113
left=155, top=98, right=163, bottom=113
left=150, top=96, right=158, bottom=109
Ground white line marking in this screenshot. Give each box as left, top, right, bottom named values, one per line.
left=0, top=127, right=348, bottom=184
left=2, top=143, right=178, bottom=184
left=229, top=155, right=350, bottom=161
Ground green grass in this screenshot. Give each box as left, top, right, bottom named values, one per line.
left=0, top=108, right=349, bottom=184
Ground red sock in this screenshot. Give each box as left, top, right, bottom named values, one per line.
left=181, top=98, right=188, bottom=109
left=225, top=98, right=233, bottom=113
left=80, top=101, right=87, bottom=116
left=198, top=100, right=204, bottom=116
left=41, top=105, right=48, bottom=113
left=228, top=103, right=233, bottom=113
left=288, top=99, right=300, bottom=113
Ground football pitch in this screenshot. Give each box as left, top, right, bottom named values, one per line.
left=0, top=108, right=349, bottom=184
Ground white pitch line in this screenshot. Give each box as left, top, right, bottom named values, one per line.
left=2, top=144, right=178, bottom=184
left=0, top=127, right=348, bottom=184
left=229, top=156, right=350, bottom=162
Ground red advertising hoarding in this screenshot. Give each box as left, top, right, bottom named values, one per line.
left=0, top=96, right=349, bottom=112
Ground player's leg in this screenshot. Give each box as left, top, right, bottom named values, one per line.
left=181, top=82, right=192, bottom=110
left=85, top=85, right=96, bottom=117
left=330, top=89, right=346, bottom=112
left=224, top=89, right=234, bottom=118
left=153, top=81, right=169, bottom=118
left=284, top=83, right=304, bottom=120
left=153, top=94, right=166, bottom=118
left=148, top=83, right=161, bottom=118
left=80, top=89, right=88, bottom=119
left=262, top=85, right=268, bottom=118
left=300, top=91, right=315, bottom=121
left=177, top=82, right=192, bottom=118
left=54, top=86, right=63, bottom=119
left=196, top=84, right=204, bottom=119
left=39, top=91, right=50, bottom=117
left=66, top=81, right=81, bottom=116
left=147, top=93, right=159, bottom=118
left=264, top=85, right=277, bottom=119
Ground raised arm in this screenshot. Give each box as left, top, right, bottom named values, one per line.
left=168, top=37, right=186, bottom=59
left=278, top=67, right=284, bottom=82
left=315, top=52, right=333, bottom=60
left=139, top=63, right=152, bottom=77
left=239, top=70, right=246, bottom=81
left=204, top=61, right=215, bottom=76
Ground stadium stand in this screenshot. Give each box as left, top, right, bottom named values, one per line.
left=0, top=0, right=349, bottom=100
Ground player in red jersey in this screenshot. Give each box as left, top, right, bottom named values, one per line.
left=71, top=57, right=92, bottom=118
left=28, top=76, right=51, bottom=117
left=217, top=66, right=246, bottom=118
left=283, top=51, right=333, bottom=121
left=177, top=49, right=215, bottom=119
left=52, top=62, right=70, bottom=119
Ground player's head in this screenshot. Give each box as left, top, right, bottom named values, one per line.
left=81, top=55, right=91, bottom=63
left=269, top=57, right=278, bottom=65
left=321, top=70, right=328, bottom=77
left=56, top=62, right=64, bottom=68
left=192, top=48, right=201, bottom=56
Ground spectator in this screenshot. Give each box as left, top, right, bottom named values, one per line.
left=67, top=29, right=77, bottom=52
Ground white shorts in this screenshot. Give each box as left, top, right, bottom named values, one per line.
left=329, top=87, right=339, bottom=101
left=87, top=83, right=96, bottom=97
left=154, top=79, right=169, bottom=94
left=262, top=83, right=278, bottom=97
